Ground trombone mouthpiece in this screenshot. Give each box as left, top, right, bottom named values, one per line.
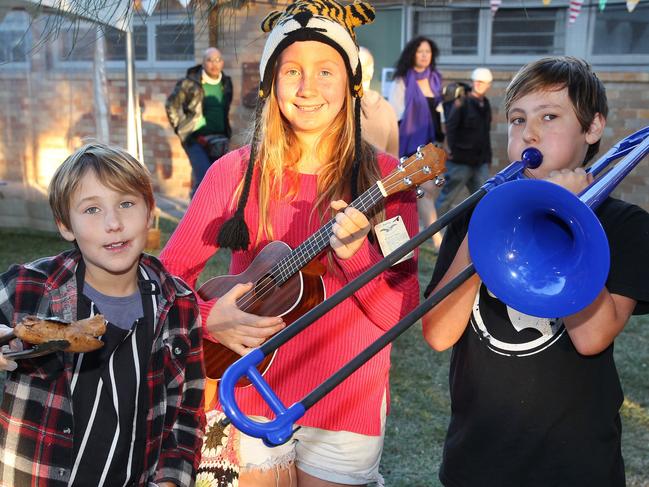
left=521, top=148, right=543, bottom=169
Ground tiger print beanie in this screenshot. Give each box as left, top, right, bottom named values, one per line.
left=217, top=0, right=375, bottom=251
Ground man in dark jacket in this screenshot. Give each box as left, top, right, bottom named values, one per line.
left=435, top=67, right=493, bottom=215
left=166, top=47, right=233, bottom=196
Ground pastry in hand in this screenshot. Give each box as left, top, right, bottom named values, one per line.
left=14, top=315, right=106, bottom=353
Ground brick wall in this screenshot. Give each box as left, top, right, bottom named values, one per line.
left=0, top=65, right=196, bottom=196
left=441, top=69, right=649, bottom=207
left=1, top=1, right=648, bottom=227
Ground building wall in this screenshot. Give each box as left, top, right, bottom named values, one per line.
left=1, top=1, right=648, bottom=232
left=442, top=69, right=649, bottom=207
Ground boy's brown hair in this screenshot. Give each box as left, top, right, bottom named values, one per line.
left=49, top=142, right=155, bottom=229
left=504, top=56, right=608, bottom=164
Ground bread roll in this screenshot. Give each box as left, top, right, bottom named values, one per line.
left=14, top=315, right=106, bottom=353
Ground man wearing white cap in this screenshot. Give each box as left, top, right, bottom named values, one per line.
left=436, top=67, right=493, bottom=215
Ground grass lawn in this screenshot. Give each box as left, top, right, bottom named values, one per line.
left=0, top=223, right=648, bottom=486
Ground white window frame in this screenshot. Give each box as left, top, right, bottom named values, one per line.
left=487, top=5, right=568, bottom=64
left=0, top=11, right=31, bottom=69
left=411, top=1, right=573, bottom=66
left=143, top=12, right=195, bottom=68
left=408, top=0, right=648, bottom=70
left=50, top=13, right=195, bottom=71
left=409, top=4, right=485, bottom=66
left=585, top=0, right=649, bottom=67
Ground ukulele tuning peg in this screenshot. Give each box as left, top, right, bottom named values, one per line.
left=434, top=176, right=445, bottom=187
left=415, top=187, right=425, bottom=199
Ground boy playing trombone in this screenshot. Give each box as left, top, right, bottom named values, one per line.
left=422, top=57, right=649, bottom=487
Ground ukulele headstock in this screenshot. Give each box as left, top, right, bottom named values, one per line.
left=380, top=144, right=447, bottom=197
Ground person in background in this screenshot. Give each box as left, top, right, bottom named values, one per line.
left=389, top=36, right=444, bottom=250
left=359, top=46, right=399, bottom=157
left=435, top=67, right=493, bottom=215
left=422, top=56, right=649, bottom=487
left=166, top=47, right=233, bottom=196
left=160, top=1, right=420, bottom=485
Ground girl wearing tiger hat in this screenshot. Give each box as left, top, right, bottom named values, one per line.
left=160, top=1, right=419, bottom=485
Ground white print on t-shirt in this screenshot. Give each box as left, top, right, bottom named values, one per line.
left=470, top=287, right=566, bottom=357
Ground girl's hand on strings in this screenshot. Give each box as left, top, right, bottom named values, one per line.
left=330, top=200, right=371, bottom=260
left=205, top=282, right=285, bottom=356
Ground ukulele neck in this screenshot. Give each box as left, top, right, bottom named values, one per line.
left=272, top=183, right=385, bottom=286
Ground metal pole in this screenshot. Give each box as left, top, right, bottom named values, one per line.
left=125, top=28, right=142, bottom=162
left=93, top=25, right=110, bottom=143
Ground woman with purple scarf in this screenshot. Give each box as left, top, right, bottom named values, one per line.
left=389, top=36, right=444, bottom=250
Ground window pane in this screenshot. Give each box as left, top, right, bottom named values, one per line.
left=415, top=9, right=479, bottom=56
left=59, top=27, right=94, bottom=61
left=0, top=11, right=30, bottom=63
left=155, top=23, right=194, bottom=61
left=0, top=31, right=28, bottom=63
left=104, top=25, right=148, bottom=61
left=592, top=2, right=649, bottom=54
left=491, top=8, right=565, bottom=55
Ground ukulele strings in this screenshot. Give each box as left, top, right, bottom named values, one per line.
left=234, top=164, right=431, bottom=312
left=234, top=162, right=434, bottom=312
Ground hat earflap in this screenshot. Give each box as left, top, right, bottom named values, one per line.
left=351, top=95, right=362, bottom=200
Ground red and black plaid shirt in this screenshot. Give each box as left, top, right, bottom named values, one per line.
left=0, top=250, right=205, bottom=487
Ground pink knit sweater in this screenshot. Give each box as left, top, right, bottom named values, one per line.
left=160, top=147, right=419, bottom=435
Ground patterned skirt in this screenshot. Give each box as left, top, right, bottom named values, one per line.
left=195, top=409, right=240, bottom=487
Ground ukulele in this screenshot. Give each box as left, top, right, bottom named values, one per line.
left=198, top=144, right=447, bottom=386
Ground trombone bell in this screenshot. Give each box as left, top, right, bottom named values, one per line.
left=469, top=179, right=610, bottom=318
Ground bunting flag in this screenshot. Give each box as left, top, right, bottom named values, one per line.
left=599, top=0, right=607, bottom=10
left=627, top=0, right=640, bottom=11
left=568, top=0, right=584, bottom=23
left=491, top=0, right=502, bottom=16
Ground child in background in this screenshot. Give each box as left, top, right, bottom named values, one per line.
left=422, top=57, right=649, bottom=487
left=0, top=143, right=205, bottom=487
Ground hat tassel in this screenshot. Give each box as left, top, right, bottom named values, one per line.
left=217, top=101, right=264, bottom=251
left=217, top=206, right=251, bottom=251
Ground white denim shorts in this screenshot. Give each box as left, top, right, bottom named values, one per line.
left=239, top=394, right=387, bottom=486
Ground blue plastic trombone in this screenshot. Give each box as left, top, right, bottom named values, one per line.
left=219, top=127, right=649, bottom=447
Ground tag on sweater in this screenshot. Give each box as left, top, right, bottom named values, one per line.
left=374, top=215, right=413, bottom=265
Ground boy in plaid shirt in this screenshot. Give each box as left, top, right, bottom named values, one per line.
left=0, top=143, right=205, bottom=487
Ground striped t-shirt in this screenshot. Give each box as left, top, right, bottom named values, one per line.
left=69, top=266, right=159, bottom=487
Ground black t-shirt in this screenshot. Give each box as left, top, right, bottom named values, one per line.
left=425, top=197, right=649, bottom=487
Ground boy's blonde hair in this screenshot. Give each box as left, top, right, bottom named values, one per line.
left=49, top=142, right=155, bottom=229
left=504, top=56, right=608, bottom=164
